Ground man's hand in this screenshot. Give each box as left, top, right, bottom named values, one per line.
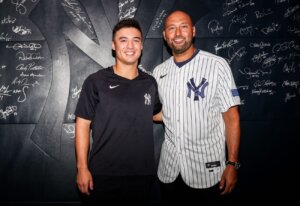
left=76, top=168, right=93, bottom=195
left=219, top=166, right=238, bottom=195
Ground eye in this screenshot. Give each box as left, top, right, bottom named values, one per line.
left=119, top=38, right=127, bottom=43
left=181, top=24, right=188, bottom=29
left=167, top=26, right=175, bottom=32
left=133, top=38, right=141, bottom=43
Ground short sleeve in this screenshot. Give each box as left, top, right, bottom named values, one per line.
left=75, top=75, right=99, bottom=120
left=216, top=59, right=241, bottom=112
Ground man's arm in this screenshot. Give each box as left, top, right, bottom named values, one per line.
left=219, top=106, right=240, bottom=195
left=223, top=106, right=240, bottom=163
left=75, top=117, right=93, bottom=195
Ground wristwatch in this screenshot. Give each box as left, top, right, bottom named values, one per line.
left=226, top=161, right=241, bottom=169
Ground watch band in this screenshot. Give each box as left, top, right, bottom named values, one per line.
left=226, top=161, right=241, bottom=169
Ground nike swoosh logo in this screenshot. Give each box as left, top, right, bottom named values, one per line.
left=160, top=74, right=167, bottom=79
left=109, top=85, right=120, bottom=89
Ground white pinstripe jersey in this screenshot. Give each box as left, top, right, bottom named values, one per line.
left=153, top=50, right=241, bottom=189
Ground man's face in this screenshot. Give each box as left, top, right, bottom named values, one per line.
left=163, top=11, right=195, bottom=54
left=112, top=27, right=143, bottom=65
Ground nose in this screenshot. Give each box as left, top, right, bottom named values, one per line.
left=175, top=27, right=182, bottom=36
left=127, top=40, right=134, bottom=49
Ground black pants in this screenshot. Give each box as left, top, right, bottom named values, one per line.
left=82, top=175, right=155, bottom=206
left=160, top=175, right=230, bottom=206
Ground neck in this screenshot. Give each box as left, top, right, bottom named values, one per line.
left=173, top=46, right=196, bottom=62
left=113, top=62, right=139, bottom=80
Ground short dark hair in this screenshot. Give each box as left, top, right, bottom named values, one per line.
left=164, top=10, right=194, bottom=29
left=112, top=18, right=142, bottom=40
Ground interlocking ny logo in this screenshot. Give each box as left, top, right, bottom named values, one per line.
left=144, top=93, right=151, bottom=105
left=187, top=77, right=209, bottom=101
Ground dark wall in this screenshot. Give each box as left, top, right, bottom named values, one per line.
left=0, top=0, right=299, bottom=205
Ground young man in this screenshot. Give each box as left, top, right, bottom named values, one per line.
left=75, top=19, right=161, bottom=206
left=152, top=10, right=241, bottom=205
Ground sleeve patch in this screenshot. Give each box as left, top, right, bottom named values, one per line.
left=231, top=89, right=239, bottom=97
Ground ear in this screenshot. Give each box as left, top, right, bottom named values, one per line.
left=112, top=41, right=115, bottom=51
left=163, top=31, right=166, bottom=41
left=192, top=26, right=196, bottom=37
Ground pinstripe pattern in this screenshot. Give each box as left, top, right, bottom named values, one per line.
left=153, top=50, right=240, bottom=189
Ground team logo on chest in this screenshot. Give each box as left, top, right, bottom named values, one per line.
left=144, top=93, right=151, bottom=105
left=187, top=77, right=209, bottom=101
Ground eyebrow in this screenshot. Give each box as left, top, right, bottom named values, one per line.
left=167, top=22, right=189, bottom=27
left=118, top=36, right=142, bottom=40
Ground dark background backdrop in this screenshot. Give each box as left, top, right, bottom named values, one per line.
left=0, top=0, right=299, bottom=205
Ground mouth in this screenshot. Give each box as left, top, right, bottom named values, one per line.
left=124, top=51, right=135, bottom=55
left=173, top=38, right=185, bottom=44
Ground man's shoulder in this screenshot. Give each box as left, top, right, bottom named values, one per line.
left=138, top=65, right=153, bottom=77
left=199, top=50, right=228, bottom=64
left=138, top=68, right=157, bottom=85
left=153, top=57, right=173, bottom=74
left=87, top=67, right=112, bottom=79
left=80, top=68, right=112, bottom=89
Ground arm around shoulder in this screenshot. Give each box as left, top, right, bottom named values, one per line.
left=153, top=110, right=162, bottom=122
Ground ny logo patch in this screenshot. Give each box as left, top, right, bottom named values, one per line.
left=144, top=93, right=151, bottom=105
left=187, top=78, right=209, bottom=101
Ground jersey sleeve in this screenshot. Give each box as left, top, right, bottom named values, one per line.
left=216, top=59, right=241, bottom=113
left=153, top=79, right=162, bottom=115
left=75, top=75, right=99, bottom=120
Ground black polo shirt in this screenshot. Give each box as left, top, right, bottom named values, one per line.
left=75, top=67, right=161, bottom=176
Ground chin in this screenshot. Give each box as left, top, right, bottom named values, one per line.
left=173, top=48, right=187, bottom=54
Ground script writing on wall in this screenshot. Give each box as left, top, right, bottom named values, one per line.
left=195, top=0, right=300, bottom=119
left=0, top=0, right=52, bottom=123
